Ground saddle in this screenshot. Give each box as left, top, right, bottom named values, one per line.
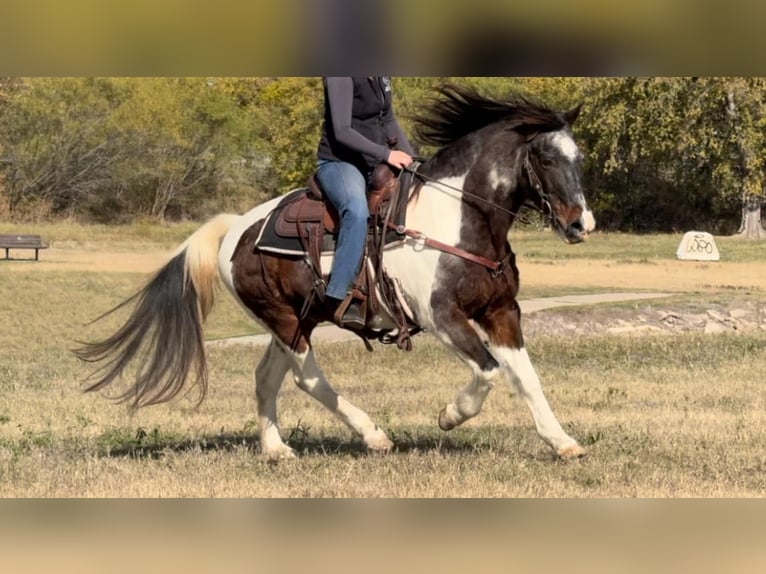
left=273, top=162, right=399, bottom=240
left=256, top=162, right=419, bottom=350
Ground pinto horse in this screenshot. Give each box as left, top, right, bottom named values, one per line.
left=76, top=85, right=595, bottom=460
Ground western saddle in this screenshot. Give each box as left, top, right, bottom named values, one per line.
left=271, top=161, right=419, bottom=351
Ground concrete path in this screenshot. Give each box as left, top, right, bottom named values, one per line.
left=519, top=292, right=674, bottom=313
left=208, top=291, right=673, bottom=347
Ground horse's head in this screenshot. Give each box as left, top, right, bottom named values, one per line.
left=411, top=85, right=595, bottom=243
left=524, top=105, right=595, bottom=244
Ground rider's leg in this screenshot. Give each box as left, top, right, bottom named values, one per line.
left=316, top=160, right=369, bottom=327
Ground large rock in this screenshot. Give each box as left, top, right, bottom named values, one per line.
left=676, top=231, right=720, bottom=261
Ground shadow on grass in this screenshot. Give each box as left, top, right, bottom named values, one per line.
left=96, top=426, right=508, bottom=460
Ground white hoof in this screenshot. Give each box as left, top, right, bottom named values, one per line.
left=364, top=429, right=393, bottom=452
left=556, top=443, right=587, bottom=459
left=438, top=405, right=459, bottom=431
left=261, top=444, right=297, bottom=461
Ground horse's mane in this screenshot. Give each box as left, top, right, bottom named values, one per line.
left=412, top=84, right=565, bottom=147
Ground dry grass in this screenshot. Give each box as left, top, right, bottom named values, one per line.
left=2, top=225, right=766, bottom=497
left=2, top=333, right=766, bottom=497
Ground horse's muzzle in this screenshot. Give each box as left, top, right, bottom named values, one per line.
left=564, top=209, right=596, bottom=244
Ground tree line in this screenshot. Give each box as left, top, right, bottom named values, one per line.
left=0, top=77, right=763, bottom=235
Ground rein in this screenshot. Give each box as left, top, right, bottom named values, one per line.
left=390, top=147, right=549, bottom=275
left=385, top=219, right=510, bottom=276
left=404, top=147, right=550, bottom=224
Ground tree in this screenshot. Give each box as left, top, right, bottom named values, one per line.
left=0, top=77, right=264, bottom=222
left=105, top=77, right=263, bottom=220
left=575, top=77, right=766, bottom=234
left=0, top=77, right=122, bottom=218
left=1, top=76, right=764, bottom=232
left=723, top=78, right=766, bottom=239
left=247, top=77, right=323, bottom=196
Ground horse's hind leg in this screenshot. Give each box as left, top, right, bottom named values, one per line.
left=255, top=339, right=296, bottom=460
left=288, top=347, right=393, bottom=452
left=438, top=369, right=498, bottom=431
left=430, top=318, right=505, bottom=431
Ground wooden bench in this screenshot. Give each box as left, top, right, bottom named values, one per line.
left=0, top=234, right=49, bottom=261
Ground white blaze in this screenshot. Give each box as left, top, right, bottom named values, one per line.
left=551, top=132, right=579, bottom=161
left=582, top=209, right=596, bottom=233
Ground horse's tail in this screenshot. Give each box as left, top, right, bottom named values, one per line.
left=74, top=213, right=240, bottom=411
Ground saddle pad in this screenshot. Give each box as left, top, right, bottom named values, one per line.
left=254, top=183, right=410, bottom=258
left=254, top=188, right=333, bottom=256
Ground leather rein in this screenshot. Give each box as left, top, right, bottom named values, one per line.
left=391, top=146, right=551, bottom=276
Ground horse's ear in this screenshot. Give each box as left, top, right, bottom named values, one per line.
left=523, top=128, right=539, bottom=143
left=563, top=103, right=583, bottom=126
left=512, top=122, right=540, bottom=142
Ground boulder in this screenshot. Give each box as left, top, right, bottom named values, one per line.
left=676, top=231, right=720, bottom=261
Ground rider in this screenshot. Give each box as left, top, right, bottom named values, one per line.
left=316, top=77, right=414, bottom=328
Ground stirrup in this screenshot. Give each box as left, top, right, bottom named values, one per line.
left=331, top=296, right=365, bottom=330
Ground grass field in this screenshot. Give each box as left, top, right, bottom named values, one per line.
left=1, top=224, right=766, bottom=497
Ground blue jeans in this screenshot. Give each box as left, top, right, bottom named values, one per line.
left=316, top=160, right=370, bottom=300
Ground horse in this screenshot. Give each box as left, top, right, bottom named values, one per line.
left=75, top=84, right=595, bottom=460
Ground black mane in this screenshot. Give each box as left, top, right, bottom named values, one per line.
left=412, top=84, right=566, bottom=148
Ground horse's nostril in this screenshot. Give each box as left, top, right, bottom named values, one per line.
left=570, top=220, right=584, bottom=233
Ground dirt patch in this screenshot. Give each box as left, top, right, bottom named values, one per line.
left=8, top=246, right=766, bottom=340
left=7, top=247, right=766, bottom=293
left=524, top=298, right=766, bottom=338
left=2, top=247, right=171, bottom=274
left=518, top=258, right=766, bottom=293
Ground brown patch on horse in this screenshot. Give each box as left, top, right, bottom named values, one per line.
left=477, top=297, right=524, bottom=349
left=230, top=221, right=318, bottom=354
left=551, top=200, right=583, bottom=230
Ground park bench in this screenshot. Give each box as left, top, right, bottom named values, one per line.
left=0, top=233, right=49, bottom=261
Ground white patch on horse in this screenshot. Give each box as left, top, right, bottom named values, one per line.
left=582, top=208, right=596, bottom=233
left=490, top=345, right=580, bottom=452
left=218, top=195, right=283, bottom=291
left=488, top=167, right=511, bottom=190
left=438, top=362, right=503, bottom=430
left=289, top=347, right=393, bottom=451
left=551, top=132, right=579, bottom=161
left=382, top=175, right=467, bottom=329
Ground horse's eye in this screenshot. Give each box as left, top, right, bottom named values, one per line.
left=540, top=157, right=554, bottom=169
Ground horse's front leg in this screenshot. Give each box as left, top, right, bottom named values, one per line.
left=478, top=302, right=586, bottom=459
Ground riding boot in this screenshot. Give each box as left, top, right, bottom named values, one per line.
left=328, top=296, right=366, bottom=330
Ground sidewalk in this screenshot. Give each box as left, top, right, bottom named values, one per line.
left=208, top=291, right=673, bottom=347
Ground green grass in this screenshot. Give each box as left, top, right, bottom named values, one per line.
left=0, top=270, right=262, bottom=351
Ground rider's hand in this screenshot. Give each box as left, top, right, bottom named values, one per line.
left=387, top=150, right=413, bottom=169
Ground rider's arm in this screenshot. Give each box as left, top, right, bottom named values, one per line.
left=386, top=117, right=415, bottom=155
left=325, top=77, right=390, bottom=163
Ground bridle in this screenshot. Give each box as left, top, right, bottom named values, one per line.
left=521, top=150, right=554, bottom=221
left=389, top=144, right=555, bottom=276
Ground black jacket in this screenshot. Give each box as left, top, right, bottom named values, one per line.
left=317, top=77, right=413, bottom=174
